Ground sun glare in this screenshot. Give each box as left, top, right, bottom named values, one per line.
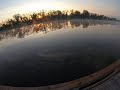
left=25, top=4, right=53, bottom=13
left=38, top=15, right=42, bottom=19
left=19, top=2, right=69, bottom=14
left=23, top=4, right=42, bottom=12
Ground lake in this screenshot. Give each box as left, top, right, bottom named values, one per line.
left=0, top=20, right=120, bottom=87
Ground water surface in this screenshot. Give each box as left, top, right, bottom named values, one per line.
left=0, top=20, right=120, bottom=87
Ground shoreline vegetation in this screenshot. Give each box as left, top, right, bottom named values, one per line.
left=0, top=9, right=118, bottom=31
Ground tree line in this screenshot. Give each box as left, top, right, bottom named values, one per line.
left=0, top=9, right=117, bottom=30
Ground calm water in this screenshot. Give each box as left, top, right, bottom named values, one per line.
left=0, top=20, right=120, bottom=87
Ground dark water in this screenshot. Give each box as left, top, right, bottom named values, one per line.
left=0, top=20, right=120, bottom=87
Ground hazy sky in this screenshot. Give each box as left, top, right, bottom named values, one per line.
left=0, top=0, right=120, bottom=22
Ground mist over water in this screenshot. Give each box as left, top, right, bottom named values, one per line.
left=0, top=20, right=120, bottom=87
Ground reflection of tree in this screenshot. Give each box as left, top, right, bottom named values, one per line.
left=0, top=20, right=115, bottom=41
left=0, top=10, right=117, bottom=31
left=82, top=23, right=89, bottom=28
left=70, top=21, right=81, bottom=28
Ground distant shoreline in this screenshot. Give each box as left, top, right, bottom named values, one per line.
left=0, top=9, right=118, bottom=31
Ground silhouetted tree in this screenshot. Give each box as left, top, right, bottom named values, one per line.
left=70, top=10, right=81, bottom=18
left=74, top=10, right=81, bottom=18
left=31, top=13, right=37, bottom=23
left=0, top=9, right=117, bottom=31
left=13, top=14, right=22, bottom=23
left=82, top=10, right=90, bottom=19
left=70, top=10, right=74, bottom=18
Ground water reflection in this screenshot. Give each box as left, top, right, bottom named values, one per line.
left=0, top=20, right=120, bottom=87
left=0, top=20, right=117, bottom=41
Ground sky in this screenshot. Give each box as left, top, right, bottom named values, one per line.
left=0, top=0, right=120, bottom=22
